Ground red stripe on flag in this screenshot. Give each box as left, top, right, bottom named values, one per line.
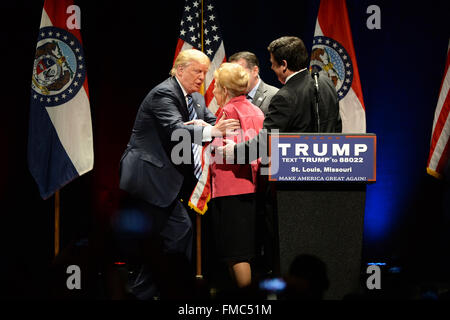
left=438, top=44, right=450, bottom=94
left=197, top=171, right=211, bottom=212
left=44, top=0, right=83, bottom=44
left=317, top=0, right=354, bottom=53
left=83, top=75, right=90, bottom=100
left=43, top=0, right=88, bottom=97
left=205, top=78, right=215, bottom=106
left=317, top=0, right=365, bottom=109
left=174, top=39, right=185, bottom=64
left=205, top=56, right=226, bottom=106
left=43, top=0, right=71, bottom=29
left=436, top=138, right=450, bottom=174
left=427, top=40, right=450, bottom=178
left=428, top=90, right=450, bottom=162
left=428, top=45, right=450, bottom=166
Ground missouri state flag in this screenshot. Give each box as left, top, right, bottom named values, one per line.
left=427, top=39, right=450, bottom=179
left=28, top=0, right=93, bottom=199
left=310, top=0, right=366, bottom=133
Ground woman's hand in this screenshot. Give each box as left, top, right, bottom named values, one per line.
left=211, top=112, right=240, bottom=137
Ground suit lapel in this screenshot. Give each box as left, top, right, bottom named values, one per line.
left=170, top=77, right=190, bottom=121
left=170, top=77, right=207, bottom=121
left=253, top=80, right=267, bottom=107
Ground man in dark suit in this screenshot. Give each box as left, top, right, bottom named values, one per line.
left=118, top=49, right=239, bottom=299
left=216, top=36, right=342, bottom=276
left=228, top=51, right=279, bottom=115
left=265, top=36, right=341, bottom=133
left=218, top=36, right=342, bottom=159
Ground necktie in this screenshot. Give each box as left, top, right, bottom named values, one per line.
left=187, top=95, right=202, bottom=179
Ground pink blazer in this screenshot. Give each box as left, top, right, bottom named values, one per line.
left=211, top=95, right=264, bottom=198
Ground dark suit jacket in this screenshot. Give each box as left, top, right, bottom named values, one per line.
left=264, top=70, right=341, bottom=132
left=119, top=76, right=216, bottom=208
left=236, top=70, right=342, bottom=160
left=252, top=79, right=279, bottom=115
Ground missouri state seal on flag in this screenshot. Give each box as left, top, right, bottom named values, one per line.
left=32, top=27, right=86, bottom=106
left=310, top=0, right=366, bottom=133
left=28, top=0, right=93, bottom=199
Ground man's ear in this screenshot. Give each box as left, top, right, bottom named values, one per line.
left=282, top=60, right=288, bottom=73
left=252, top=65, right=259, bottom=76
left=177, top=65, right=184, bottom=76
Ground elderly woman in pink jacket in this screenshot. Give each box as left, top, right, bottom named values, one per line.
left=210, top=63, right=265, bottom=288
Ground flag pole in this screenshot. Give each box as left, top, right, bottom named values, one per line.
left=195, top=0, right=205, bottom=280
left=54, top=189, right=60, bottom=257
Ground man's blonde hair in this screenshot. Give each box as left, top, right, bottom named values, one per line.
left=170, top=49, right=210, bottom=76
left=214, top=63, right=249, bottom=97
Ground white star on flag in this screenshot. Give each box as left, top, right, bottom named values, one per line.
left=174, top=0, right=225, bottom=116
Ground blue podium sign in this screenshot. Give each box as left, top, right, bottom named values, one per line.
left=268, top=134, right=376, bottom=182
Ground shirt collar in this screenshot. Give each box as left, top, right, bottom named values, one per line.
left=175, top=76, right=189, bottom=101
left=285, top=68, right=308, bottom=84
left=247, top=78, right=261, bottom=100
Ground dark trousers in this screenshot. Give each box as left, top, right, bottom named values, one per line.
left=113, top=192, right=194, bottom=299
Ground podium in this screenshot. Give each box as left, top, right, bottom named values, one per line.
left=268, top=133, right=376, bottom=299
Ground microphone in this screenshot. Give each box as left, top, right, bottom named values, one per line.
left=311, top=70, right=320, bottom=132
left=312, top=71, right=319, bottom=92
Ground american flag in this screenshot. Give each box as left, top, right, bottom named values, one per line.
left=173, top=0, right=225, bottom=214
left=427, top=39, right=450, bottom=179
left=174, top=0, right=226, bottom=115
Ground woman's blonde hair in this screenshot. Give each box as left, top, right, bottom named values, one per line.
left=170, top=49, right=210, bottom=76
left=214, top=62, right=249, bottom=97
